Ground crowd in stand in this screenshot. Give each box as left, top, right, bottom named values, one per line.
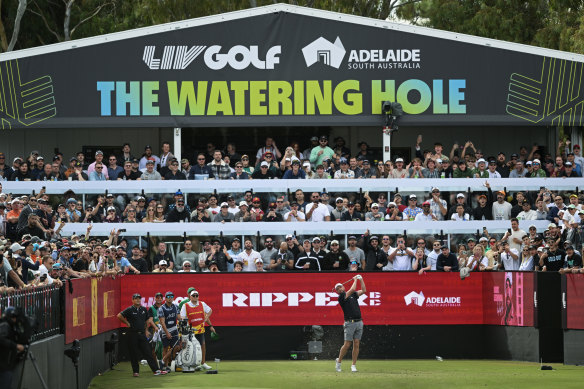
left=1, top=136, right=583, bottom=182
left=1, top=136, right=583, bottom=292
left=1, top=215, right=582, bottom=293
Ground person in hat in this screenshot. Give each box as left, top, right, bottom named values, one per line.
left=141, top=159, right=162, bottom=180
left=334, top=274, right=366, bottom=372
left=294, top=239, right=321, bottom=270
left=158, top=291, right=180, bottom=370
left=359, top=231, right=388, bottom=271
left=251, top=161, right=277, bottom=179
left=138, top=145, right=160, bottom=171
left=88, top=150, right=110, bottom=179
left=117, top=294, right=166, bottom=376
left=179, top=289, right=215, bottom=370
left=402, top=194, right=422, bottom=221
left=255, top=137, right=282, bottom=163
left=436, top=244, right=459, bottom=272
left=226, top=238, right=243, bottom=271
left=309, top=135, right=334, bottom=167
left=282, top=159, right=306, bottom=179
left=560, top=245, right=583, bottom=274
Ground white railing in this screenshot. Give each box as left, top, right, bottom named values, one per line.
left=2, top=177, right=582, bottom=195
left=62, top=220, right=550, bottom=237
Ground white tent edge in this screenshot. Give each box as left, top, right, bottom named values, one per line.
left=1, top=3, right=584, bottom=63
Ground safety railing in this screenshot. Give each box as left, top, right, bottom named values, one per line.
left=0, top=285, right=62, bottom=342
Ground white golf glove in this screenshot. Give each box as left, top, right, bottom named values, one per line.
left=355, top=275, right=362, bottom=280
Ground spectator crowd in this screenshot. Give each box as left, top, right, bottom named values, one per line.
left=1, top=136, right=583, bottom=293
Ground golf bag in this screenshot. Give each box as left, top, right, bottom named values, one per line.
left=172, top=319, right=202, bottom=373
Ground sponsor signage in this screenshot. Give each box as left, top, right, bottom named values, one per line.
left=119, top=272, right=534, bottom=327
left=564, top=274, right=584, bottom=329
left=3, top=7, right=580, bottom=129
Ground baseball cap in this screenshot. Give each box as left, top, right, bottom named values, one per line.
left=371, top=203, right=379, bottom=208
left=548, top=223, right=557, bottom=228
left=330, top=240, right=339, bottom=245
left=159, top=260, right=168, bottom=266
left=220, top=202, right=229, bottom=208
left=303, top=161, right=311, bottom=167
left=348, top=235, right=357, bottom=241
left=107, top=206, right=116, bottom=212
left=565, top=161, right=573, bottom=166
left=340, top=157, right=348, bottom=164
left=436, top=158, right=443, bottom=164
left=232, top=237, right=241, bottom=242
left=252, top=197, right=261, bottom=202
left=334, top=283, right=343, bottom=289
left=291, top=159, right=300, bottom=165
left=132, top=293, right=141, bottom=299
left=409, top=194, right=417, bottom=199
left=189, top=290, right=199, bottom=297
left=10, top=242, right=25, bottom=251
left=165, top=291, right=174, bottom=297
left=181, top=158, right=189, bottom=164
left=260, top=161, right=269, bottom=167
left=146, top=159, right=154, bottom=165
left=285, top=234, right=293, bottom=239
left=255, top=258, right=263, bottom=264
left=239, top=201, right=248, bottom=207
left=477, top=158, right=486, bottom=164
left=36, top=156, right=44, bottom=161
left=525, top=161, right=532, bottom=166
left=336, top=197, right=344, bottom=203
left=533, top=159, right=541, bottom=164
left=370, top=235, right=379, bottom=241
left=395, top=157, right=404, bottom=162
left=310, top=136, right=318, bottom=141
left=422, top=201, right=430, bottom=206
left=574, top=144, right=581, bottom=149
left=174, top=190, right=183, bottom=196
left=312, top=237, right=321, bottom=243
left=388, top=201, right=397, bottom=207
left=456, top=193, right=465, bottom=199
left=497, top=190, right=506, bottom=196
left=479, top=237, right=488, bottom=242
left=66, top=198, right=77, bottom=204
left=95, top=150, right=103, bottom=156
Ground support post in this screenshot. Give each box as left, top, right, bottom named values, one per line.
left=174, top=127, right=182, bottom=162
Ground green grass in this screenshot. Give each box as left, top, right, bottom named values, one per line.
left=90, top=360, right=584, bottom=389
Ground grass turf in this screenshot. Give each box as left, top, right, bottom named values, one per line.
left=89, top=360, right=584, bottom=389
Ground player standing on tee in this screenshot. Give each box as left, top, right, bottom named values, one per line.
left=334, top=275, right=366, bottom=372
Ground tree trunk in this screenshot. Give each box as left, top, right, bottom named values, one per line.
left=64, top=0, right=75, bottom=41
left=7, top=0, right=28, bottom=52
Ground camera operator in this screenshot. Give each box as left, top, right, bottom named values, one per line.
left=0, top=307, right=26, bottom=388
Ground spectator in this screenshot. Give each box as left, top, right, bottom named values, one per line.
left=320, top=240, right=349, bottom=270
left=357, top=160, right=377, bottom=178
left=180, top=158, right=191, bottom=176
left=294, top=239, right=321, bottom=271
left=233, top=201, right=252, bottom=222
left=357, top=233, right=387, bottom=271
left=499, top=241, right=520, bottom=270
left=189, top=153, right=214, bottom=180
left=312, top=164, right=331, bottom=179
left=138, top=145, right=160, bottom=171
left=10, top=161, right=32, bottom=181
left=303, top=136, right=319, bottom=159
left=427, top=187, right=447, bottom=220
left=283, top=202, right=305, bottom=222
left=86, top=151, right=109, bottom=179
left=256, top=151, right=280, bottom=177
left=530, top=159, right=547, bottom=177
left=153, top=242, right=173, bottom=270
left=225, top=238, right=243, bottom=271
left=403, top=195, right=422, bottom=221
left=240, top=155, right=254, bottom=175
left=518, top=245, right=536, bottom=271
left=117, top=160, right=142, bottom=180
left=158, top=141, right=174, bottom=171
left=493, top=190, right=512, bottom=220
left=163, top=158, right=186, bottom=180
left=334, top=158, right=355, bottom=179
left=365, top=203, right=384, bottom=221
left=213, top=203, right=234, bottom=223
left=252, top=161, right=276, bottom=179
left=560, top=245, right=582, bottom=274
left=128, top=246, right=149, bottom=273
left=453, top=160, right=473, bottom=178
left=226, top=196, right=240, bottom=215
left=560, top=161, right=581, bottom=177
left=450, top=204, right=470, bottom=221
left=487, top=160, right=502, bottom=178
left=388, top=157, right=408, bottom=178
left=309, top=136, right=334, bottom=167
left=473, top=159, right=488, bottom=178
left=341, top=202, right=363, bottom=221
left=408, top=158, right=425, bottom=178
left=256, top=137, right=282, bottom=163
left=206, top=239, right=231, bottom=271
left=422, top=159, right=440, bottom=178
left=436, top=245, right=459, bottom=272
left=207, top=150, right=231, bottom=180
left=141, top=160, right=162, bottom=180
left=305, top=192, right=331, bottom=222
left=282, top=160, right=306, bottom=179
left=517, top=202, right=537, bottom=220
left=509, top=160, right=527, bottom=178
left=165, top=198, right=190, bottom=223
left=465, top=245, right=488, bottom=271
left=388, top=235, right=415, bottom=271
left=230, top=161, right=250, bottom=179
left=88, top=162, right=106, bottom=181
left=548, top=195, right=567, bottom=224
left=153, top=204, right=166, bottom=222
left=259, top=237, right=277, bottom=269
left=331, top=197, right=346, bottom=221
left=384, top=202, right=403, bottom=221
left=237, top=239, right=262, bottom=272
left=412, top=248, right=429, bottom=274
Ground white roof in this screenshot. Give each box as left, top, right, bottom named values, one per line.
left=1, top=3, right=583, bottom=62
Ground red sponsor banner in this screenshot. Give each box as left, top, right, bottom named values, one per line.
left=565, top=274, right=584, bottom=330
left=483, top=272, right=535, bottom=327
left=65, top=277, right=121, bottom=343
left=119, top=272, right=535, bottom=327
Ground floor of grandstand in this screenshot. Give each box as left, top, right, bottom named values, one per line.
left=90, top=360, right=584, bottom=388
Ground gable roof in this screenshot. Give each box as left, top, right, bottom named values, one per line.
left=2, top=3, right=583, bottom=63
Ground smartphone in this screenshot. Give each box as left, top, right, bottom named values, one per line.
left=42, top=186, right=46, bottom=190
left=40, top=274, right=47, bottom=282
left=507, top=228, right=512, bottom=234
left=118, top=228, right=127, bottom=233
left=483, top=227, right=487, bottom=232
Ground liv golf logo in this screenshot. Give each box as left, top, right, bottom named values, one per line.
left=302, top=36, right=421, bottom=70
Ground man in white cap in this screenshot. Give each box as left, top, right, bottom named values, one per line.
left=179, top=289, right=216, bottom=370
left=334, top=275, right=366, bottom=372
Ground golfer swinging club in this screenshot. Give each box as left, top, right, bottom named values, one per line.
left=335, top=274, right=366, bottom=372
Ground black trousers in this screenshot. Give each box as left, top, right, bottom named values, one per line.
left=127, top=331, right=158, bottom=373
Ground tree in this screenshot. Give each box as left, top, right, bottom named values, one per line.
left=0, top=0, right=27, bottom=52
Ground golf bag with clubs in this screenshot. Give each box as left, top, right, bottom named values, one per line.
left=171, top=319, right=202, bottom=373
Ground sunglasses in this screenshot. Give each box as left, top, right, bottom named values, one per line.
left=286, top=238, right=293, bottom=241
left=191, top=294, right=199, bottom=297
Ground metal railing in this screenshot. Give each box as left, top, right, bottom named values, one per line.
left=0, top=285, right=62, bottom=342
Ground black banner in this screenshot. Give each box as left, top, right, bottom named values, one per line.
left=2, top=8, right=583, bottom=129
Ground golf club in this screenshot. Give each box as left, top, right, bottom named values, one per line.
left=331, top=276, right=360, bottom=292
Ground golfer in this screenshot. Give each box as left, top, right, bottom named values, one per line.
left=179, top=289, right=216, bottom=370
left=334, top=275, right=366, bottom=372
left=117, top=293, right=167, bottom=376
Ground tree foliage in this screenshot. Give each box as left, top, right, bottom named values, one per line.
left=2, top=0, right=582, bottom=53
left=397, top=0, right=584, bottom=53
